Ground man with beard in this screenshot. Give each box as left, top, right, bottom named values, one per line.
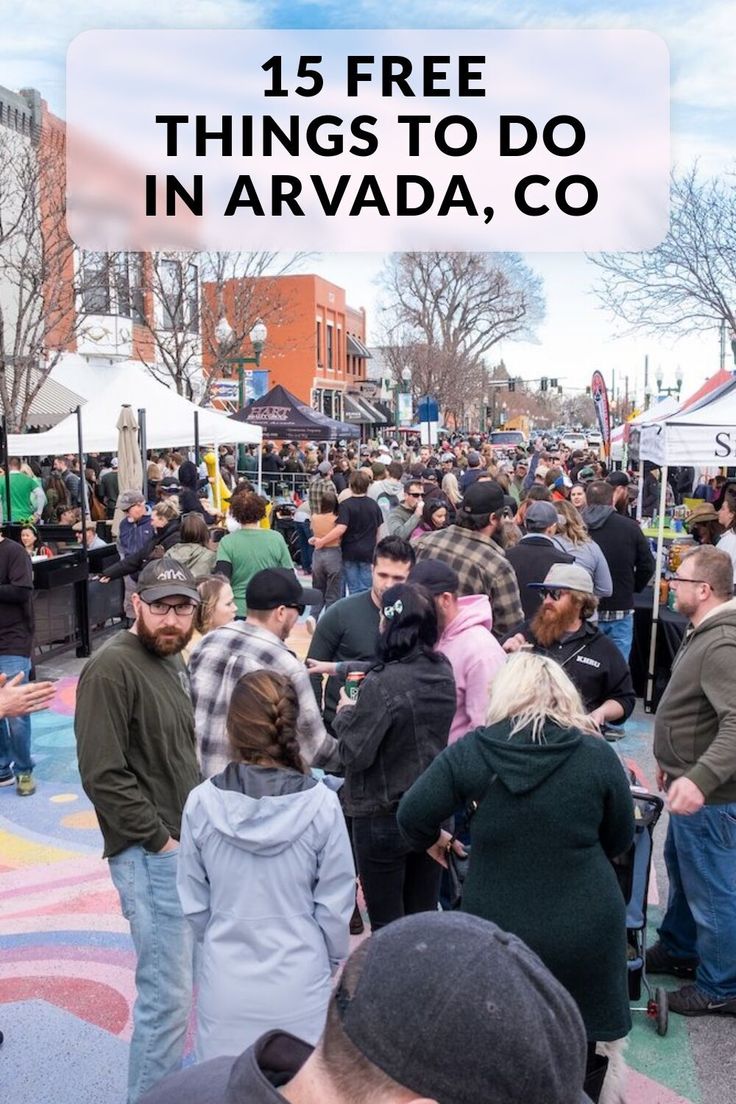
left=75, top=558, right=202, bottom=1104
left=503, top=563, right=635, bottom=727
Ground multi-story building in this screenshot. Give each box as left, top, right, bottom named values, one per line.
left=202, top=272, right=385, bottom=431
left=0, top=85, right=203, bottom=430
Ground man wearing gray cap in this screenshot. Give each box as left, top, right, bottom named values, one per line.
left=139, top=911, right=592, bottom=1104
left=503, top=563, right=635, bottom=727
left=76, top=558, right=202, bottom=1103
left=506, top=500, right=574, bottom=620
left=308, top=460, right=337, bottom=515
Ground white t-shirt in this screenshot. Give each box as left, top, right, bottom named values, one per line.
left=717, top=529, right=736, bottom=579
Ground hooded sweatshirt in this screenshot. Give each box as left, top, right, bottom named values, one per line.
left=177, top=763, right=355, bottom=1061
left=654, top=599, right=736, bottom=803
left=397, top=719, right=634, bottom=1041
left=438, top=595, right=507, bottom=743
left=582, top=505, right=654, bottom=612
left=166, top=540, right=217, bottom=575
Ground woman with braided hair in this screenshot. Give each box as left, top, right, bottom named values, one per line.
left=177, top=670, right=355, bottom=1061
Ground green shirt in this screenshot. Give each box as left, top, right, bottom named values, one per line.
left=215, top=527, right=294, bottom=615
left=74, top=631, right=200, bottom=858
left=9, top=471, right=39, bottom=523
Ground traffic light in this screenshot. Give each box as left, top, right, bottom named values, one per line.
left=508, top=379, right=515, bottom=392
left=540, top=377, right=548, bottom=392
left=550, top=378, right=558, bottom=388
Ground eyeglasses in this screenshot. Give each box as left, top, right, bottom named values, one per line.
left=285, top=604, right=306, bottom=615
left=406, top=491, right=424, bottom=499
left=142, top=599, right=197, bottom=617
left=670, top=575, right=710, bottom=587
left=539, top=588, right=568, bottom=602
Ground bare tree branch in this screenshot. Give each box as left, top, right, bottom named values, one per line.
left=589, top=165, right=736, bottom=339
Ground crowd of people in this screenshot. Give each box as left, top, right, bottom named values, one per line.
left=2, top=431, right=736, bottom=1104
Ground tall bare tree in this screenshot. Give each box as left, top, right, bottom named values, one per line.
left=377, top=251, right=544, bottom=422
left=590, top=166, right=736, bottom=343
left=0, top=125, right=91, bottom=431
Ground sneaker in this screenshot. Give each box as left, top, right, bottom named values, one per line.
left=0, top=773, right=15, bottom=788
left=349, top=904, right=365, bottom=936
left=668, top=984, right=736, bottom=1017
left=645, top=941, right=697, bottom=980
left=15, top=773, right=36, bottom=797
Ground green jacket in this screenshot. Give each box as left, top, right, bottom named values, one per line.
left=654, top=599, right=736, bottom=803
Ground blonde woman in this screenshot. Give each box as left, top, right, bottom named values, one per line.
left=441, top=471, right=462, bottom=507
left=552, top=499, right=613, bottom=598
left=397, top=652, right=634, bottom=1100
left=183, top=575, right=237, bottom=663
left=101, top=499, right=181, bottom=583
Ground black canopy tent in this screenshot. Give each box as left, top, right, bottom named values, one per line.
left=230, top=383, right=359, bottom=441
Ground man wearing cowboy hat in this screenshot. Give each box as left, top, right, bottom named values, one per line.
left=503, top=563, right=635, bottom=727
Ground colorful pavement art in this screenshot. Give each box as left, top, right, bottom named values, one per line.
left=0, top=673, right=711, bottom=1103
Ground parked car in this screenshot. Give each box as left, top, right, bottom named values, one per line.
left=561, top=432, right=588, bottom=451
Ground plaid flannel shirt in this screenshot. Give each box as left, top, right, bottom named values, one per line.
left=189, top=621, right=339, bottom=777
left=308, top=476, right=337, bottom=515
left=413, top=525, right=524, bottom=639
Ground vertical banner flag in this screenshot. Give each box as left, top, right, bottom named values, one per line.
left=591, top=371, right=611, bottom=460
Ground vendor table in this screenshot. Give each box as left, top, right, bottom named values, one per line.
left=631, top=587, right=687, bottom=709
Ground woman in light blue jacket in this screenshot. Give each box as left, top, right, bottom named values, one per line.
left=177, top=670, right=354, bottom=1062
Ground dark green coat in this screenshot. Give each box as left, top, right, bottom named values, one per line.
left=397, top=719, right=635, bottom=1041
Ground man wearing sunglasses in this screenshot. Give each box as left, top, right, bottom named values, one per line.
left=385, top=480, right=425, bottom=540
left=75, top=558, right=203, bottom=1102
left=502, top=562, right=635, bottom=728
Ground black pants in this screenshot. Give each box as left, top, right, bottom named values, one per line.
left=352, top=812, right=441, bottom=931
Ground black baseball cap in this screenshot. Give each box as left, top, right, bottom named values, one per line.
left=136, top=558, right=200, bottom=604
left=245, top=568, right=321, bottom=611
left=409, top=559, right=460, bottom=595
left=336, top=913, right=589, bottom=1104
left=606, top=471, right=630, bottom=487
left=460, top=480, right=504, bottom=516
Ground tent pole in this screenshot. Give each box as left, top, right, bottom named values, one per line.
left=138, top=408, right=147, bottom=497
left=194, top=410, right=200, bottom=462
left=645, top=466, right=669, bottom=711
left=257, top=440, right=263, bottom=494
left=636, top=460, right=644, bottom=521
left=75, top=405, right=91, bottom=658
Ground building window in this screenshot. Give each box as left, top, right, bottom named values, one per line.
left=326, top=324, right=334, bottom=371
left=323, top=390, right=333, bottom=417
left=316, top=320, right=322, bottom=367
left=160, top=258, right=199, bottom=333
left=79, top=252, right=111, bottom=314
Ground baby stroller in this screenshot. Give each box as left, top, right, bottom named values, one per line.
left=611, top=786, right=668, bottom=1035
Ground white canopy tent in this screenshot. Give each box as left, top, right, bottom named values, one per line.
left=634, top=375, right=736, bottom=708
left=7, top=355, right=262, bottom=454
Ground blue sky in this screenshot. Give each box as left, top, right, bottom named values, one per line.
left=4, top=1, right=735, bottom=401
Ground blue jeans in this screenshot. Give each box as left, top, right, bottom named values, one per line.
left=343, top=560, right=372, bottom=595
left=293, top=519, right=313, bottom=572
left=109, top=845, right=194, bottom=1103
left=0, top=656, right=33, bottom=777
left=658, top=804, right=736, bottom=1000
left=598, top=614, right=634, bottom=661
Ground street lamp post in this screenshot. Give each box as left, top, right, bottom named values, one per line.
left=397, top=365, right=411, bottom=430
left=654, top=366, right=684, bottom=399
left=216, top=318, right=268, bottom=472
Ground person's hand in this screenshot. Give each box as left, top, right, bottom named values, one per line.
left=0, top=673, right=56, bottom=718
left=336, top=687, right=356, bottom=711
left=155, top=837, right=179, bottom=853
left=667, top=777, right=705, bottom=815
left=534, top=437, right=544, bottom=453
left=503, top=633, right=528, bottom=654
left=305, top=658, right=338, bottom=677
left=99, top=576, right=110, bottom=584
left=312, top=537, right=325, bottom=551
left=308, top=536, right=317, bottom=546
left=588, top=706, right=608, bottom=728
left=426, top=829, right=467, bottom=869
left=656, top=766, right=667, bottom=792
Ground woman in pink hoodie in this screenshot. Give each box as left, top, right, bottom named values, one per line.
left=410, top=559, right=506, bottom=743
